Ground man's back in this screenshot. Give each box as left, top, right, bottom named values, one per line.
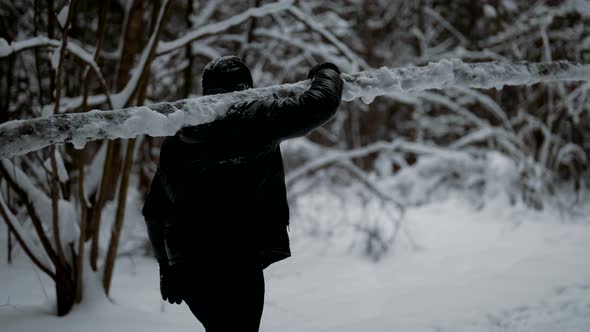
left=142, top=58, right=343, bottom=331
left=144, top=63, right=343, bottom=268
left=157, top=122, right=290, bottom=267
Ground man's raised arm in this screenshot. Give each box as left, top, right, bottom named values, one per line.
left=224, top=62, right=344, bottom=145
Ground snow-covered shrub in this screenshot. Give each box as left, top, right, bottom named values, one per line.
left=290, top=174, right=409, bottom=261
left=381, top=150, right=519, bottom=208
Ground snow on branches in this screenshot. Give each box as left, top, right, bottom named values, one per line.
left=0, top=59, right=589, bottom=160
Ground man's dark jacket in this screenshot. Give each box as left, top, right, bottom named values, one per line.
left=142, top=67, right=343, bottom=269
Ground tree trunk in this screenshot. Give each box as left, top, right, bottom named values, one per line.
left=55, top=264, right=75, bottom=316
left=89, top=0, right=146, bottom=271
left=7, top=227, right=12, bottom=264
left=102, top=137, right=136, bottom=295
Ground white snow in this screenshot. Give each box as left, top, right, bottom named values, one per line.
left=14, top=37, right=60, bottom=52
left=484, top=151, right=518, bottom=198
left=68, top=106, right=189, bottom=149
left=49, top=46, right=61, bottom=73
left=190, top=43, right=221, bottom=60
left=502, top=0, right=517, bottom=12
left=43, top=151, right=69, bottom=183
left=41, top=94, right=108, bottom=116
left=342, top=59, right=590, bottom=104
left=0, top=37, right=60, bottom=58
left=483, top=4, right=497, bottom=18
left=564, top=0, right=590, bottom=17
left=0, top=38, right=10, bottom=57
left=1, top=194, right=589, bottom=331
left=57, top=6, right=69, bottom=29
left=66, top=42, right=102, bottom=75
left=83, top=142, right=107, bottom=204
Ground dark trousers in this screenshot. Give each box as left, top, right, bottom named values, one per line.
left=183, top=258, right=265, bottom=332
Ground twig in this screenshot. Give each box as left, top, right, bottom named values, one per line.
left=49, top=0, right=79, bottom=269
left=0, top=160, right=60, bottom=268
left=156, top=0, right=294, bottom=55
left=0, top=192, right=56, bottom=279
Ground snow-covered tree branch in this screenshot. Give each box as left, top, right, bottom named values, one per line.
left=0, top=59, right=588, bottom=160
left=0, top=37, right=111, bottom=106
left=156, top=0, right=294, bottom=55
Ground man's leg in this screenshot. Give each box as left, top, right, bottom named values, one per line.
left=183, top=260, right=265, bottom=331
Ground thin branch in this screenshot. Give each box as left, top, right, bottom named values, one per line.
left=423, top=7, right=469, bottom=47
left=0, top=37, right=113, bottom=109
left=0, top=160, right=60, bottom=266
left=285, top=139, right=469, bottom=184
left=156, top=0, right=294, bottom=55
left=0, top=36, right=60, bottom=56
left=335, top=160, right=405, bottom=214
left=112, top=0, right=171, bottom=109
left=49, top=0, right=79, bottom=267
left=102, top=137, right=136, bottom=294
left=88, top=140, right=113, bottom=270
left=76, top=0, right=111, bottom=303
left=240, top=0, right=261, bottom=63
left=0, top=192, right=56, bottom=279
left=287, top=6, right=370, bottom=71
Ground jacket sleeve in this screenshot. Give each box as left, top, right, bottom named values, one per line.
left=226, top=68, right=344, bottom=145
left=142, top=169, right=171, bottom=265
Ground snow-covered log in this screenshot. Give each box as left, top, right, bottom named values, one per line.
left=1, top=59, right=589, bottom=160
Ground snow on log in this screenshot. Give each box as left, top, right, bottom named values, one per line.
left=344, top=59, right=590, bottom=104
left=1, top=59, right=589, bottom=159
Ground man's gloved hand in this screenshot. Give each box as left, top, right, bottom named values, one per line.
left=307, top=62, right=341, bottom=79
left=159, top=262, right=185, bottom=305
left=159, top=263, right=169, bottom=302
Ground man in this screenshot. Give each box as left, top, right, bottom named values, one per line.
left=142, top=56, right=343, bottom=331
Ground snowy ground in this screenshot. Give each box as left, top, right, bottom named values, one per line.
left=1, top=196, right=589, bottom=332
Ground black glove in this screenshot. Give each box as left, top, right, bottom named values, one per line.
left=159, top=262, right=184, bottom=305
left=159, top=263, right=169, bottom=302
left=307, top=62, right=341, bottom=79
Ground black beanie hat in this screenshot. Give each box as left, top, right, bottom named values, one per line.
left=201, top=56, right=253, bottom=95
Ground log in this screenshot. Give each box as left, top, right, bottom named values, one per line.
left=1, top=59, right=589, bottom=160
